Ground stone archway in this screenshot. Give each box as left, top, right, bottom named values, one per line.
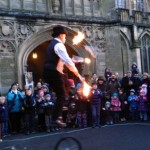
left=120, top=30, right=131, bottom=74
left=18, top=25, right=95, bottom=88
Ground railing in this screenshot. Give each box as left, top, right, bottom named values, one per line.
left=118, top=8, right=150, bottom=26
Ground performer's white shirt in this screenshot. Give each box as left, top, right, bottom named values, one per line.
left=54, top=38, right=78, bottom=75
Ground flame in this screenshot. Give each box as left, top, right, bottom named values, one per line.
left=84, top=58, right=91, bottom=64
left=83, top=82, right=91, bottom=97
left=73, top=31, right=85, bottom=45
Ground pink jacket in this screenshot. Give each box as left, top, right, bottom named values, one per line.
left=111, top=98, right=121, bottom=111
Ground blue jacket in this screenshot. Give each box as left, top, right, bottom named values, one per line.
left=7, top=90, right=25, bottom=112
left=128, top=95, right=138, bottom=110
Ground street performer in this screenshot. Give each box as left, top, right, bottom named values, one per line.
left=43, top=25, right=84, bottom=127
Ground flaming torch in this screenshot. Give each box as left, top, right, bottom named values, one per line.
left=82, top=82, right=91, bottom=97
left=72, top=31, right=85, bottom=45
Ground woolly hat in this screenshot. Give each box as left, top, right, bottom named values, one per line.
left=112, top=93, right=118, bottom=97
left=68, top=79, right=75, bottom=87
left=105, top=101, right=110, bottom=105
left=76, top=83, right=82, bottom=89
left=98, top=76, right=105, bottom=81
left=52, top=25, right=68, bottom=37
left=130, top=89, right=135, bottom=93
left=45, top=94, right=51, bottom=97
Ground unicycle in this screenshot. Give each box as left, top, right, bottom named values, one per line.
left=54, top=136, right=82, bottom=150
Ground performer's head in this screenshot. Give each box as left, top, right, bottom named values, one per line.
left=52, top=25, right=68, bottom=44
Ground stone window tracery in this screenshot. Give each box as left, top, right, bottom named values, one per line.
left=115, top=0, right=126, bottom=8
left=141, top=34, right=150, bottom=73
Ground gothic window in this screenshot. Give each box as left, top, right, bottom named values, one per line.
left=36, top=0, right=47, bottom=12
left=24, top=0, right=34, bottom=10
left=115, top=0, right=126, bottom=8
left=136, top=0, right=144, bottom=11
left=131, top=0, right=144, bottom=11
left=141, top=34, right=150, bottom=73
left=11, top=0, right=22, bottom=9
left=0, top=0, right=8, bottom=8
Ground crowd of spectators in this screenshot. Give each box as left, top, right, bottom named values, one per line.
left=0, top=62, right=150, bottom=140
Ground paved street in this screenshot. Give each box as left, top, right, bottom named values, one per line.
left=0, top=122, right=150, bottom=150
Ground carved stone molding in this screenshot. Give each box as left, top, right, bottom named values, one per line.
left=16, top=22, right=35, bottom=46
left=0, top=40, right=15, bottom=53
left=0, top=21, right=15, bottom=38
left=81, top=26, right=106, bottom=53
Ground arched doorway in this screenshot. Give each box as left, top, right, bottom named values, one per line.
left=27, top=40, right=83, bottom=84
left=18, top=25, right=96, bottom=88
left=120, top=31, right=130, bottom=75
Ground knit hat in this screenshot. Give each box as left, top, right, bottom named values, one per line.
left=112, top=93, right=118, bottom=97
left=98, top=76, right=105, bottom=81
left=143, top=72, right=149, bottom=77
left=52, top=25, right=68, bottom=37
left=42, top=84, right=48, bottom=89
left=130, top=89, right=135, bottom=93
left=68, top=79, right=75, bottom=87
left=76, top=83, right=82, bottom=89
left=45, top=94, right=51, bottom=98
left=105, top=101, right=110, bottom=105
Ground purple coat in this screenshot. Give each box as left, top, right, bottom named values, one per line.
left=136, top=96, right=148, bottom=112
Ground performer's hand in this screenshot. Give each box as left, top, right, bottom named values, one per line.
left=78, top=74, right=85, bottom=83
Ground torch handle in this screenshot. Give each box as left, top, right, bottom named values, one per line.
left=78, top=74, right=85, bottom=83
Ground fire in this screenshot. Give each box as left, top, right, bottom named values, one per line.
left=83, top=82, right=91, bottom=97
left=73, top=31, right=85, bottom=45
left=84, top=58, right=91, bottom=64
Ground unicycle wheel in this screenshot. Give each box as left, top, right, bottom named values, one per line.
left=54, top=137, right=82, bottom=150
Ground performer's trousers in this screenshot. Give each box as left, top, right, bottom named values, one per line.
left=43, top=70, right=67, bottom=120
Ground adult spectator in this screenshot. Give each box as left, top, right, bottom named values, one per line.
left=121, top=71, right=134, bottom=96
left=104, top=67, right=112, bottom=82
left=7, top=83, right=25, bottom=133
left=131, top=62, right=139, bottom=76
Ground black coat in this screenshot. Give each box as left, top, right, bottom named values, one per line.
left=0, top=103, right=8, bottom=123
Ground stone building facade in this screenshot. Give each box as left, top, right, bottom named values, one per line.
left=0, top=0, right=150, bottom=94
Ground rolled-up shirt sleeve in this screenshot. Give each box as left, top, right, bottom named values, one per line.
left=54, top=42, right=79, bottom=76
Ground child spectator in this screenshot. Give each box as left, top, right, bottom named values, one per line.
left=89, top=82, right=103, bottom=128
left=67, top=102, right=77, bottom=128
left=42, top=84, right=50, bottom=96
left=7, top=83, right=25, bottom=134
left=128, top=89, right=138, bottom=120
left=111, top=93, right=121, bottom=123
left=102, top=101, right=113, bottom=125
left=44, top=94, right=55, bottom=132
left=75, top=85, right=88, bottom=128
left=118, top=89, right=128, bottom=122
left=36, top=90, right=45, bottom=132
left=131, top=62, right=139, bottom=76
left=0, top=97, right=9, bottom=137
left=24, top=89, right=36, bottom=135
left=136, top=91, right=148, bottom=121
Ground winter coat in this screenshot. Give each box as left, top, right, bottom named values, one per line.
left=107, top=80, right=121, bottom=96
left=111, top=98, right=121, bottom=111
left=36, top=98, right=45, bottom=114
left=121, top=76, right=134, bottom=96
left=89, top=89, right=103, bottom=105
left=128, top=95, right=138, bottom=110
left=119, top=93, right=128, bottom=110
left=24, top=95, right=36, bottom=114
left=7, top=90, right=25, bottom=112
left=0, top=103, right=8, bottom=123
left=44, top=100, right=55, bottom=116
left=136, top=96, right=148, bottom=112
left=75, top=94, right=87, bottom=113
